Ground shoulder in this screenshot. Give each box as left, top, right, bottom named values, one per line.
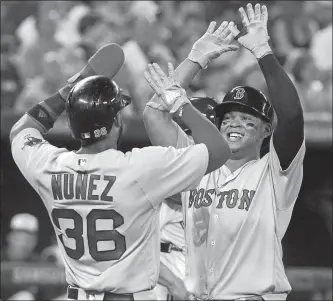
left=126, top=145, right=176, bottom=163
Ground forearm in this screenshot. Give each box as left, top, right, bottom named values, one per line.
left=9, top=62, right=97, bottom=143
left=9, top=90, right=68, bottom=143
left=258, top=53, right=303, bottom=121
left=143, top=107, right=179, bottom=147
left=258, top=51, right=304, bottom=168
left=181, top=103, right=230, bottom=174
left=143, top=59, right=201, bottom=146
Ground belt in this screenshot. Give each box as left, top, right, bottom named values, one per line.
left=160, top=242, right=183, bottom=253
left=67, top=286, right=134, bottom=301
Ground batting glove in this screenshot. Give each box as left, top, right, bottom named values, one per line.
left=144, top=62, right=190, bottom=115
left=229, top=3, right=272, bottom=59
left=59, top=43, right=125, bottom=100
left=188, top=21, right=239, bottom=69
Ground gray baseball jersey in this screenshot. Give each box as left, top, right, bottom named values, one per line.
left=176, top=125, right=305, bottom=300
left=155, top=199, right=186, bottom=300
left=11, top=128, right=208, bottom=295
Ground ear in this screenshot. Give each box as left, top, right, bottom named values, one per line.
left=262, top=122, right=272, bottom=139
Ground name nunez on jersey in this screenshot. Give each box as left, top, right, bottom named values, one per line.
left=189, top=188, right=255, bottom=211
left=51, top=173, right=115, bottom=201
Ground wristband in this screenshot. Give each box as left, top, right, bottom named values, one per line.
left=26, top=104, right=56, bottom=132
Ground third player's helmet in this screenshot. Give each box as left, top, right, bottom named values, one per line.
left=174, top=97, right=217, bottom=135
left=66, top=75, right=131, bottom=141
left=214, top=86, right=273, bottom=128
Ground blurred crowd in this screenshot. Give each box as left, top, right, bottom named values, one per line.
left=0, top=2, right=332, bottom=300
left=1, top=0, right=332, bottom=116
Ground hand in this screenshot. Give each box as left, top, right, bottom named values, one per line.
left=144, top=62, right=190, bottom=114
left=188, top=21, right=239, bottom=69
left=229, top=3, right=272, bottom=59
left=169, top=280, right=191, bottom=300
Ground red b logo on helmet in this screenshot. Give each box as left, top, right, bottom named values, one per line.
left=234, top=88, right=245, bottom=100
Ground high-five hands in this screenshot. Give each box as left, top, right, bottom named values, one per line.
left=229, top=3, right=272, bottom=59
left=144, top=62, right=190, bottom=114
left=188, top=21, right=239, bottom=69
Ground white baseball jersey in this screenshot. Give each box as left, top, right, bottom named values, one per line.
left=155, top=199, right=186, bottom=300
left=176, top=126, right=305, bottom=300
left=11, top=128, right=208, bottom=295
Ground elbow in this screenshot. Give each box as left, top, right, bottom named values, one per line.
left=277, top=107, right=304, bottom=128
left=206, top=141, right=231, bottom=174
left=9, top=121, right=21, bottom=144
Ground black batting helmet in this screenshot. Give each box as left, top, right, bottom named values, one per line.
left=214, top=86, right=273, bottom=128
left=174, top=97, right=217, bottom=134
left=66, top=75, right=131, bottom=141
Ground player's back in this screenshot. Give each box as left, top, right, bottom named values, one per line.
left=12, top=128, right=208, bottom=294
left=37, top=148, right=161, bottom=293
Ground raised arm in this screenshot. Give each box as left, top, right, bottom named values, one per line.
left=229, top=3, right=304, bottom=170
left=144, top=62, right=230, bottom=174
left=143, top=21, right=238, bottom=147
left=10, top=44, right=125, bottom=143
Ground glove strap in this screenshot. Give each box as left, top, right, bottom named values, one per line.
left=188, top=49, right=209, bottom=69
left=146, top=101, right=167, bottom=111
left=252, top=43, right=272, bottom=60
left=170, top=96, right=190, bottom=115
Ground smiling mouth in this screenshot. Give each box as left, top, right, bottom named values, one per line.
left=227, top=132, right=244, bottom=142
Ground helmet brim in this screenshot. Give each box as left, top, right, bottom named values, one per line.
left=215, top=101, right=271, bottom=124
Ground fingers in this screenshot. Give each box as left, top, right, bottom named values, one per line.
left=167, top=62, right=175, bottom=78
left=239, top=3, right=267, bottom=26
left=213, top=21, right=228, bottom=36
left=246, top=3, right=255, bottom=22
left=144, top=70, right=161, bottom=95
left=238, top=7, right=250, bottom=27
left=206, top=21, right=217, bottom=34
left=254, top=3, right=261, bottom=21
left=261, top=4, right=268, bottom=24
left=228, top=22, right=240, bottom=38
left=148, top=63, right=164, bottom=87
left=224, top=31, right=236, bottom=44
left=152, top=63, right=168, bottom=84
left=219, top=22, right=232, bottom=40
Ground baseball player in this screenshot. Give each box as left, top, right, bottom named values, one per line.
left=154, top=196, right=187, bottom=300
left=155, top=98, right=219, bottom=301
left=10, top=34, right=231, bottom=300
left=142, top=3, right=305, bottom=300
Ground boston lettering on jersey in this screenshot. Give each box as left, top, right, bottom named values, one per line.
left=189, top=188, right=255, bottom=211
left=51, top=173, right=116, bottom=201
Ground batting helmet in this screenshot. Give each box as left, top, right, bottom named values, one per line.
left=214, top=86, right=273, bottom=128
left=66, top=75, right=131, bottom=141
left=174, top=97, right=217, bottom=134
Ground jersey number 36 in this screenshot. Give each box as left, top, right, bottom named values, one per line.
left=51, top=208, right=126, bottom=261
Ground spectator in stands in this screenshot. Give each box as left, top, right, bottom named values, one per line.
left=310, top=22, right=332, bottom=72
left=290, top=50, right=331, bottom=112
left=1, top=213, right=40, bottom=262
left=41, top=234, right=64, bottom=267
left=1, top=214, right=43, bottom=300
left=1, top=35, right=24, bottom=110
left=14, top=51, right=65, bottom=113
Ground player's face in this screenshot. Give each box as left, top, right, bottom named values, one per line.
left=219, top=111, right=271, bottom=156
